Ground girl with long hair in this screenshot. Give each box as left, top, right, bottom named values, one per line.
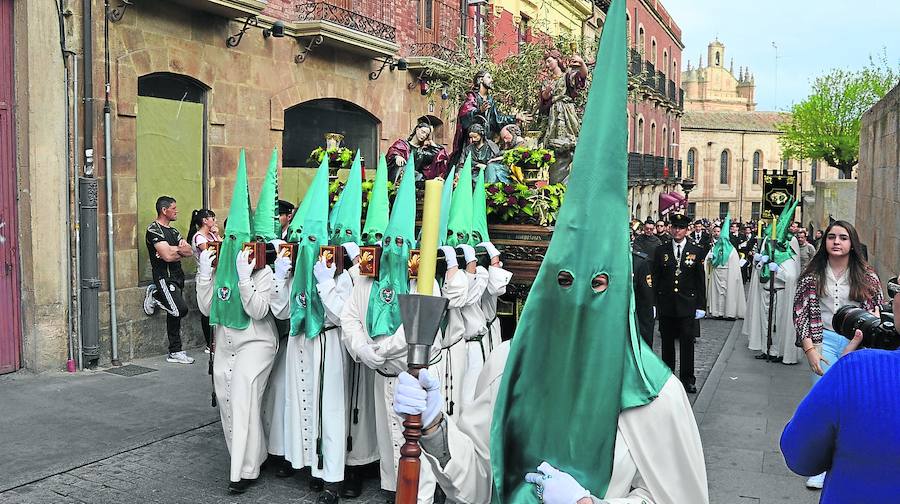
left=189, top=208, right=220, bottom=352
left=792, top=220, right=883, bottom=489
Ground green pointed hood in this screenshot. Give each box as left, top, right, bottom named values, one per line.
left=446, top=153, right=473, bottom=247
left=289, top=157, right=330, bottom=338
left=286, top=156, right=329, bottom=242
left=437, top=166, right=456, bottom=246
left=710, top=215, right=734, bottom=268
left=251, top=147, right=280, bottom=241
left=490, top=1, right=671, bottom=500
left=366, top=153, right=416, bottom=338
left=760, top=198, right=800, bottom=281
left=330, top=150, right=363, bottom=245
left=471, top=166, right=490, bottom=245
left=362, top=155, right=390, bottom=246
left=210, top=149, right=253, bottom=330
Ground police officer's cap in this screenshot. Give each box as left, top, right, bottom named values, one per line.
left=670, top=214, right=691, bottom=229
left=277, top=199, right=295, bottom=215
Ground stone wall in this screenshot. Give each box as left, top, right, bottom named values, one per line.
left=857, top=83, right=900, bottom=282
left=809, top=180, right=857, bottom=233
left=42, top=0, right=445, bottom=369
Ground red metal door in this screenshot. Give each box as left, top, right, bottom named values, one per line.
left=0, top=0, right=21, bottom=374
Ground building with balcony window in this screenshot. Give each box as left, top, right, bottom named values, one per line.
left=623, top=0, right=686, bottom=222
left=679, top=40, right=841, bottom=222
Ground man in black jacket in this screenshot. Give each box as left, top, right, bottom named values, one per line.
left=652, top=213, right=707, bottom=393
left=631, top=249, right=655, bottom=349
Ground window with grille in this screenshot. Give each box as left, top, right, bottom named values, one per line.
left=751, top=202, right=761, bottom=221
left=720, top=150, right=730, bottom=184
left=687, top=148, right=696, bottom=179
left=719, top=202, right=729, bottom=220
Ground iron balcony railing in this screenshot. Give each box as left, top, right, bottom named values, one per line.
left=408, top=0, right=460, bottom=60
left=296, top=0, right=396, bottom=43
left=628, top=153, right=683, bottom=182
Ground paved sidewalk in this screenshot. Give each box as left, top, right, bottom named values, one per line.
left=693, top=321, right=820, bottom=504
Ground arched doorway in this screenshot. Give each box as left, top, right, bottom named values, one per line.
left=136, top=72, right=207, bottom=282
left=282, top=98, right=380, bottom=169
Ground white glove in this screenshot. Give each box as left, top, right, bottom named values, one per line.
left=236, top=249, right=254, bottom=281
left=356, top=343, right=385, bottom=368
left=198, top=248, right=216, bottom=277
left=695, top=309, right=706, bottom=319
left=768, top=262, right=780, bottom=272
left=760, top=254, right=770, bottom=264
left=272, top=249, right=292, bottom=280
left=458, top=244, right=477, bottom=266
left=342, top=242, right=361, bottom=263
left=313, top=258, right=336, bottom=284
left=524, top=462, right=590, bottom=504
left=477, top=241, right=501, bottom=259
left=439, top=246, right=458, bottom=269
left=652, top=306, right=657, bottom=319
left=752, top=253, right=762, bottom=263
left=393, top=369, right=443, bottom=427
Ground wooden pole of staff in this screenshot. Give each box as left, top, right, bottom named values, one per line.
left=396, top=178, right=444, bottom=504
left=765, top=217, right=777, bottom=359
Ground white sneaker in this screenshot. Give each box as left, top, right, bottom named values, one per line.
left=806, top=472, right=826, bottom=489
left=143, top=284, right=158, bottom=316
left=167, top=351, right=195, bottom=364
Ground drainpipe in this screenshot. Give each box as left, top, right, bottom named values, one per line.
left=103, top=0, right=120, bottom=366
left=79, top=0, right=101, bottom=368
left=73, top=55, right=83, bottom=371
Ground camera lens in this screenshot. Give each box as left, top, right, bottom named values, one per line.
left=833, top=306, right=879, bottom=340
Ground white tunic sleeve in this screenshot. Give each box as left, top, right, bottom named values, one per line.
left=340, top=278, right=373, bottom=361
left=196, top=271, right=214, bottom=317
left=485, top=265, right=513, bottom=297
left=318, top=271, right=353, bottom=327
left=269, top=273, right=292, bottom=321
left=617, top=376, right=709, bottom=504
left=238, top=267, right=275, bottom=321
left=466, top=267, right=489, bottom=306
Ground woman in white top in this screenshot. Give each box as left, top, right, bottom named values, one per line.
left=188, top=208, right=221, bottom=352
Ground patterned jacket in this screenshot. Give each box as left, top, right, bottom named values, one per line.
left=793, top=269, right=884, bottom=347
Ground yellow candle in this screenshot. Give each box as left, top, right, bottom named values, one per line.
left=757, top=220, right=763, bottom=239
left=417, top=179, right=443, bottom=296
left=771, top=216, right=778, bottom=240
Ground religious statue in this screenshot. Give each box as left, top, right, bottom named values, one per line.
left=538, top=50, right=588, bottom=185
left=386, top=121, right=449, bottom=183
left=456, top=123, right=504, bottom=183
left=451, top=70, right=532, bottom=165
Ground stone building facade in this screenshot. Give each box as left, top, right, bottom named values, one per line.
left=4, top=0, right=476, bottom=372
left=679, top=40, right=840, bottom=223
left=856, top=83, right=900, bottom=283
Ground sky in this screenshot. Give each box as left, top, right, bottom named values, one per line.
left=660, top=0, right=900, bottom=112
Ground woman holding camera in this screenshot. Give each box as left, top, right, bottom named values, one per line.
left=790, top=220, right=883, bottom=489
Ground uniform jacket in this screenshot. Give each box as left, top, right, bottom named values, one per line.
left=652, top=240, right=707, bottom=318
left=631, top=250, right=655, bottom=343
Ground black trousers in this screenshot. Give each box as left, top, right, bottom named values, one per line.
left=153, top=277, right=188, bottom=354
left=658, top=315, right=697, bottom=386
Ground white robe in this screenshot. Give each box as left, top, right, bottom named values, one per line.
left=745, top=257, right=802, bottom=364
left=460, top=267, right=489, bottom=409
left=438, top=270, right=469, bottom=420
left=197, top=268, right=278, bottom=483
left=340, top=277, right=443, bottom=502
left=271, top=270, right=353, bottom=482
left=704, top=248, right=746, bottom=319
left=261, top=274, right=290, bottom=457
left=479, top=265, right=513, bottom=356
left=421, top=342, right=709, bottom=504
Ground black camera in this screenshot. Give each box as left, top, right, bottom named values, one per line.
left=832, top=305, right=900, bottom=351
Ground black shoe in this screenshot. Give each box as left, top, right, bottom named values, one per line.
left=316, top=489, right=340, bottom=504
left=339, top=467, right=362, bottom=498
left=228, top=478, right=255, bottom=494
left=755, top=353, right=770, bottom=360
left=685, top=384, right=697, bottom=394
left=768, top=355, right=783, bottom=363
left=310, top=476, right=325, bottom=492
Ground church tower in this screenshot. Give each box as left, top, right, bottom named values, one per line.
left=681, top=39, right=756, bottom=112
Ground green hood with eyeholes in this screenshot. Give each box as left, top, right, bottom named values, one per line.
left=489, top=0, right=671, bottom=500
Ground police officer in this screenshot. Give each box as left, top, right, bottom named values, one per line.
left=632, top=249, right=655, bottom=349
left=652, top=213, right=706, bottom=393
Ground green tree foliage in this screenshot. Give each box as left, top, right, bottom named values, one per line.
left=778, top=55, right=898, bottom=178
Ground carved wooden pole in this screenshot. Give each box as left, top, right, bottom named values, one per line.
left=396, top=179, right=446, bottom=504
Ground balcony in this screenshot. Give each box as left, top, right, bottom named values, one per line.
left=406, top=0, right=461, bottom=70
left=169, top=0, right=266, bottom=18
left=627, top=154, right=683, bottom=186
left=292, top=0, right=398, bottom=58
